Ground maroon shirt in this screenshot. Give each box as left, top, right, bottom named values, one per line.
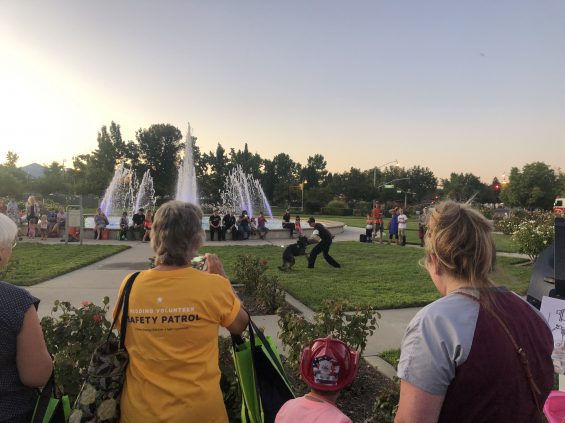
left=439, top=291, right=554, bottom=422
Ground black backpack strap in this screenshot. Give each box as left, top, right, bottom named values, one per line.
left=108, top=271, right=140, bottom=347
left=249, top=318, right=291, bottom=386
left=32, top=372, right=56, bottom=423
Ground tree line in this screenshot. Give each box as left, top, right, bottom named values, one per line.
left=1, top=121, right=563, bottom=210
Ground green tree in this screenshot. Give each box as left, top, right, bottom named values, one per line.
left=0, top=168, right=25, bottom=196
left=228, top=143, right=263, bottom=180
left=500, top=162, right=558, bottom=209
left=406, top=166, right=437, bottom=203
left=136, top=124, right=184, bottom=198
left=31, top=161, right=69, bottom=195
left=300, top=154, right=328, bottom=189
left=71, top=122, right=132, bottom=195
left=200, top=143, right=230, bottom=202
left=4, top=151, right=19, bottom=168
left=327, top=168, right=373, bottom=203
left=441, top=173, right=492, bottom=203
left=266, top=153, right=301, bottom=206
left=0, top=152, right=27, bottom=196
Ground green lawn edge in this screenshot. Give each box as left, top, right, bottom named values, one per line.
left=6, top=244, right=130, bottom=286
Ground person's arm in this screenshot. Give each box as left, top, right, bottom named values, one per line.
left=395, top=380, right=445, bottom=423
left=16, top=305, right=53, bottom=387
left=205, top=253, right=250, bottom=334
left=226, top=307, right=249, bottom=335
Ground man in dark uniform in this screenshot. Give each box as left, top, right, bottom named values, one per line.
left=307, top=217, right=341, bottom=269
left=130, top=208, right=145, bottom=240
left=209, top=207, right=222, bottom=241
left=222, top=212, right=237, bottom=240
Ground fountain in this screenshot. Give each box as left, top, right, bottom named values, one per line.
left=135, top=170, right=156, bottom=213
left=220, top=165, right=273, bottom=218
left=87, top=164, right=155, bottom=230
left=175, top=123, right=199, bottom=205
left=99, top=163, right=136, bottom=217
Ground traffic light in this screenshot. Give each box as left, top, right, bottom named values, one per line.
left=493, top=183, right=501, bottom=193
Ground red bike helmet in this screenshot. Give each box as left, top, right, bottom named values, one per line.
left=300, top=337, right=360, bottom=391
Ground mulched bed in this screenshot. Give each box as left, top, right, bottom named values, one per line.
left=283, top=358, right=398, bottom=423
left=235, top=286, right=272, bottom=315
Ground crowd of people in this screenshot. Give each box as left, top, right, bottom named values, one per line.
left=0, top=196, right=67, bottom=241
left=0, top=197, right=557, bottom=422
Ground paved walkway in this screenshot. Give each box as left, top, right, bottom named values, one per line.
left=24, top=225, right=529, bottom=379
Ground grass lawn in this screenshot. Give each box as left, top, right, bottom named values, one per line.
left=492, top=233, right=520, bottom=253
left=6, top=243, right=130, bottom=286
left=201, top=241, right=532, bottom=310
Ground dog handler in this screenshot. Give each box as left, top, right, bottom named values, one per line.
left=307, top=217, right=340, bottom=269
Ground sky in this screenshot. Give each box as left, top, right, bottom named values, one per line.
left=1, top=0, right=564, bottom=183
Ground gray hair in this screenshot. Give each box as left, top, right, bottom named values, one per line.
left=151, top=201, right=204, bottom=266
left=0, top=214, right=18, bottom=248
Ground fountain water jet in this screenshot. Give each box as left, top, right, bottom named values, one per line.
left=99, top=163, right=136, bottom=217
left=175, top=123, right=199, bottom=205
left=220, top=165, right=273, bottom=218
left=135, top=170, right=156, bottom=212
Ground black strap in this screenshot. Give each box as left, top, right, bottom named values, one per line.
left=248, top=318, right=292, bottom=387
left=32, top=372, right=56, bottom=423
left=108, top=271, right=140, bottom=348
left=455, top=291, right=542, bottom=414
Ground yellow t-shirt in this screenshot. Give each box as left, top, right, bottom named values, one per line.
left=113, top=267, right=241, bottom=423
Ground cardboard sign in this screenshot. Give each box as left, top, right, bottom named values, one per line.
left=541, top=296, right=565, bottom=391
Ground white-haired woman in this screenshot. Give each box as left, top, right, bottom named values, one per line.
left=0, top=213, right=53, bottom=421
left=395, top=201, right=553, bottom=423
left=114, top=201, right=248, bottom=423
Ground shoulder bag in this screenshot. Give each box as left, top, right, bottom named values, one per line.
left=69, top=271, right=140, bottom=423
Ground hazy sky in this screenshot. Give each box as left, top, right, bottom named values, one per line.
left=1, top=0, right=564, bottom=182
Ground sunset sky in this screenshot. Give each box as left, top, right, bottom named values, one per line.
left=1, top=0, right=564, bottom=182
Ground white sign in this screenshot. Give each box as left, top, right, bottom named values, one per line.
left=68, top=210, right=81, bottom=227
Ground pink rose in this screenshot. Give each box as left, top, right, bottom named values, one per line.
left=92, top=315, right=103, bottom=323
left=82, top=300, right=89, bottom=306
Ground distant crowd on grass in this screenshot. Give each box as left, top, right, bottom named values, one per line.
left=0, top=195, right=66, bottom=241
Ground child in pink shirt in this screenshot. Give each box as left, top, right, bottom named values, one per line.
left=275, top=337, right=359, bottom=423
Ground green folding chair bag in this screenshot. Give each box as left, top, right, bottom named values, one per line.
left=232, top=319, right=295, bottom=423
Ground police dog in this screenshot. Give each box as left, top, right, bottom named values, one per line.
left=278, top=236, right=309, bottom=271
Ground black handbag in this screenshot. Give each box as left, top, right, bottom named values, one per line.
left=69, top=272, right=140, bottom=423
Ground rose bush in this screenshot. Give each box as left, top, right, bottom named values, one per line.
left=511, top=211, right=555, bottom=263
left=41, top=297, right=115, bottom=401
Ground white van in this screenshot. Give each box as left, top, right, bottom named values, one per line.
left=554, top=198, right=565, bottom=215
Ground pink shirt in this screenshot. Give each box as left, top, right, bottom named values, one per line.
left=275, top=396, right=352, bottom=423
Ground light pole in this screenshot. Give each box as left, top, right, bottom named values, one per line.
left=300, top=180, right=307, bottom=212
left=373, top=160, right=399, bottom=187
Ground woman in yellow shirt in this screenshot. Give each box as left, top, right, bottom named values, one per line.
left=115, top=201, right=248, bottom=422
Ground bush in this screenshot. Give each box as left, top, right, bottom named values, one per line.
left=326, top=199, right=348, bottom=209
left=364, top=382, right=400, bottom=423
left=233, top=255, right=285, bottom=314
left=277, top=299, right=379, bottom=371
left=320, top=207, right=353, bottom=216
left=304, top=200, right=322, bottom=214
left=511, top=211, right=555, bottom=262
left=40, top=298, right=115, bottom=401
